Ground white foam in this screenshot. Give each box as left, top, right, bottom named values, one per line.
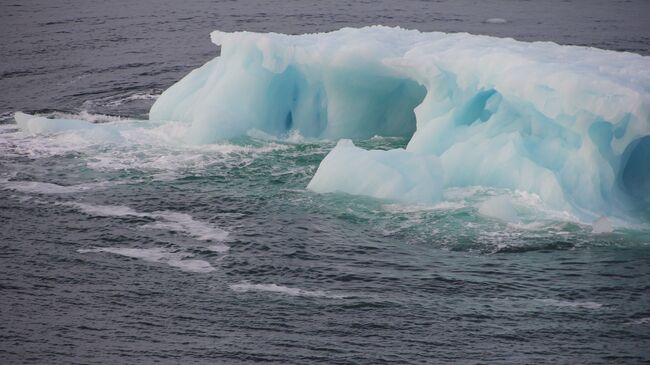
left=2, top=180, right=111, bottom=194
left=79, top=247, right=168, bottom=260
left=144, top=211, right=229, bottom=242
left=460, top=188, right=580, bottom=226
left=369, top=135, right=403, bottom=142
left=67, top=202, right=144, bottom=217
left=229, top=282, right=345, bottom=298
left=382, top=201, right=465, bottom=213
left=485, top=18, right=508, bottom=24
left=536, top=299, right=603, bottom=309
left=82, top=91, right=162, bottom=109
left=67, top=202, right=229, bottom=246
left=8, top=113, right=287, bottom=178
left=84, top=134, right=288, bottom=174
left=477, top=195, right=520, bottom=223
left=207, top=244, right=231, bottom=253
left=49, top=110, right=124, bottom=123
left=127, top=92, right=160, bottom=101
left=247, top=128, right=312, bottom=144
left=165, top=258, right=216, bottom=273
left=106, top=92, right=161, bottom=106
left=79, top=247, right=215, bottom=273
left=443, top=186, right=492, bottom=201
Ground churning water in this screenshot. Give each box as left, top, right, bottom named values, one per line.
left=1, top=0, right=650, bottom=363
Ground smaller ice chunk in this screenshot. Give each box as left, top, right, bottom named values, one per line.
left=15, top=112, right=93, bottom=134
left=14, top=112, right=123, bottom=142
left=592, top=216, right=613, bottom=234
left=307, top=139, right=443, bottom=203
left=477, top=195, right=520, bottom=223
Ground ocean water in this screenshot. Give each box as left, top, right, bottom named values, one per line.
left=2, top=1, right=650, bottom=364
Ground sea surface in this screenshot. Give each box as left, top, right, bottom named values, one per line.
left=2, top=1, right=650, bottom=364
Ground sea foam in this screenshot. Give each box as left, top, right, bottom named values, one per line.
left=67, top=202, right=229, bottom=250
left=79, top=247, right=216, bottom=273
left=229, top=282, right=345, bottom=298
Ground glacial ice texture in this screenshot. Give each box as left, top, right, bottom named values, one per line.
left=307, top=139, right=443, bottom=204
left=27, top=27, right=650, bottom=220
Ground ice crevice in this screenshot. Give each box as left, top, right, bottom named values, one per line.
left=16, top=26, right=650, bottom=221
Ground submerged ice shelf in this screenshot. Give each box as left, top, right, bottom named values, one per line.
left=16, top=26, right=650, bottom=221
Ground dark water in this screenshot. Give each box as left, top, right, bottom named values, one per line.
left=2, top=1, right=650, bottom=364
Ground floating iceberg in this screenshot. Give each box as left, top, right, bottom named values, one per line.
left=18, top=26, right=650, bottom=220
left=150, top=26, right=650, bottom=220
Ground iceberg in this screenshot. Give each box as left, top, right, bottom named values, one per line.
left=19, top=26, right=650, bottom=220
left=150, top=26, right=650, bottom=220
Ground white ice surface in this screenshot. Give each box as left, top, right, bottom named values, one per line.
left=307, top=139, right=443, bottom=203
